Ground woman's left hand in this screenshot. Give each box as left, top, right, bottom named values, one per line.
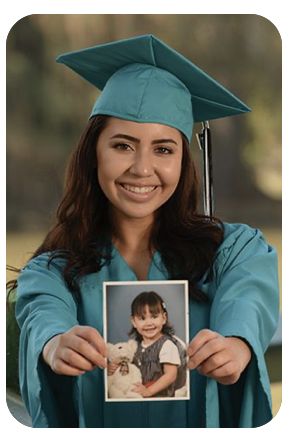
left=187, top=329, right=252, bottom=385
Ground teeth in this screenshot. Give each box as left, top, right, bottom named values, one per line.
left=122, top=184, right=156, bottom=194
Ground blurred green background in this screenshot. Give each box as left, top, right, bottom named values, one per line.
left=6, top=14, right=281, bottom=417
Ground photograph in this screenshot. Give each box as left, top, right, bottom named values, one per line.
left=103, top=280, right=190, bottom=401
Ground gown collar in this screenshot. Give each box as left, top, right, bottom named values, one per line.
left=110, top=245, right=168, bottom=281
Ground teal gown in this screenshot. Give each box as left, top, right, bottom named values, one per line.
left=15, top=223, right=279, bottom=428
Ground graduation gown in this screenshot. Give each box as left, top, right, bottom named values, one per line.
left=15, top=223, right=279, bottom=428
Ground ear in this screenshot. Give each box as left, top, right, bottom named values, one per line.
left=131, top=316, right=137, bottom=328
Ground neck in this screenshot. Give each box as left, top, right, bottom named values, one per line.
left=111, top=210, right=155, bottom=253
left=142, top=333, right=163, bottom=347
left=109, top=208, right=158, bottom=280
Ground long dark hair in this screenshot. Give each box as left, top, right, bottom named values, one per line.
left=129, top=291, right=174, bottom=341
left=8, top=115, right=224, bottom=300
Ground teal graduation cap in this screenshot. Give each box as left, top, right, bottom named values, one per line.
left=57, top=34, right=250, bottom=217
left=56, top=34, right=250, bottom=143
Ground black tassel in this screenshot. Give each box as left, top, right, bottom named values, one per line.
left=196, top=121, right=214, bottom=218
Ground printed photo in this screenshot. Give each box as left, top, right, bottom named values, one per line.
left=103, top=280, right=189, bottom=402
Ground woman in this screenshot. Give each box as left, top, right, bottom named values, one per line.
left=15, top=34, right=279, bottom=428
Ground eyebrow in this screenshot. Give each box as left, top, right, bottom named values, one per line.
left=110, top=133, right=178, bottom=145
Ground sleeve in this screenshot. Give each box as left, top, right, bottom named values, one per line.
left=208, top=223, right=280, bottom=427
left=15, top=254, right=80, bottom=427
left=159, top=340, right=181, bottom=365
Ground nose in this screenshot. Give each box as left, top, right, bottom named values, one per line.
left=144, top=317, right=154, bottom=326
left=129, top=149, right=154, bottom=177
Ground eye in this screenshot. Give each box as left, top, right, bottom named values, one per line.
left=112, top=142, right=133, bottom=151
left=155, top=146, right=173, bottom=155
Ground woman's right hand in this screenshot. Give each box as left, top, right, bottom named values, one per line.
left=42, top=325, right=107, bottom=376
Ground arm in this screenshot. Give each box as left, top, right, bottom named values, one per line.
left=210, top=225, right=279, bottom=351
left=133, top=363, right=178, bottom=397
left=188, top=225, right=278, bottom=385
left=15, top=254, right=105, bottom=426
left=189, top=224, right=279, bottom=426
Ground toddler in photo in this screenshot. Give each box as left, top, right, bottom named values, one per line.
left=129, top=291, right=187, bottom=398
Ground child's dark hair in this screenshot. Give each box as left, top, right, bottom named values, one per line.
left=129, top=291, right=175, bottom=341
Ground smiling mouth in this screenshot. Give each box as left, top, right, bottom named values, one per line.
left=120, top=183, right=157, bottom=194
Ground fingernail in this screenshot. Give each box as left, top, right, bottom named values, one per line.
left=187, top=361, right=193, bottom=369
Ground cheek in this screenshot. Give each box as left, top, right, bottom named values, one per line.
left=97, top=163, right=112, bottom=186
left=160, top=159, right=182, bottom=187
left=97, top=152, right=123, bottom=187
left=132, top=318, right=141, bottom=329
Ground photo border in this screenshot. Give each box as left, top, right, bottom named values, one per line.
left=103, top=280, right=190, bottom=402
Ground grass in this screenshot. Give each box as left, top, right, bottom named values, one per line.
left=6, top=232, right=45, bottom=281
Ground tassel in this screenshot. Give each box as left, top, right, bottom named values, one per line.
left=196, top=121, right=214, bottom=217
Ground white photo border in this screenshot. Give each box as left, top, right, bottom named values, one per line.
left=103, top=280, right=190, bottom=402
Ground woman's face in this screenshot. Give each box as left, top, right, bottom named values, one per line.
left=96, top=117, right=183, bottom=222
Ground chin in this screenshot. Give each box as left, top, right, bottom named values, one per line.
left=123, top=212, right=155, bottom=221
left=114, top=204, right=159, bottom=221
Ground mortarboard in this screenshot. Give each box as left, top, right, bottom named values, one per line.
left=56, top=34, right=251, bottom=216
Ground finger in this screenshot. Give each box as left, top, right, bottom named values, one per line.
left=187, top=329, right=220, bottom=358
left=51, top=357, right=87, bottom=376
left=188, top=336, right=225, bottom=369
left=60, top=347, right=97, bottom=371
left=208, top=361, right=240, bottom=385
left=67, top=335, right=107, bottom=368
left=72, top=326, right=107, bottom=362
left=216, top=374, right=240, bottom=385
left=197, top=351, right=229, bottom=375
left=132, top=385, right=142, bottom=393
left=75, top=326, right=107, bottom=354
left=110, top=363, right=119, bottom=372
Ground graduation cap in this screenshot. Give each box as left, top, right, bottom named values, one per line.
left=56, top=34, right=251, bottom=217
